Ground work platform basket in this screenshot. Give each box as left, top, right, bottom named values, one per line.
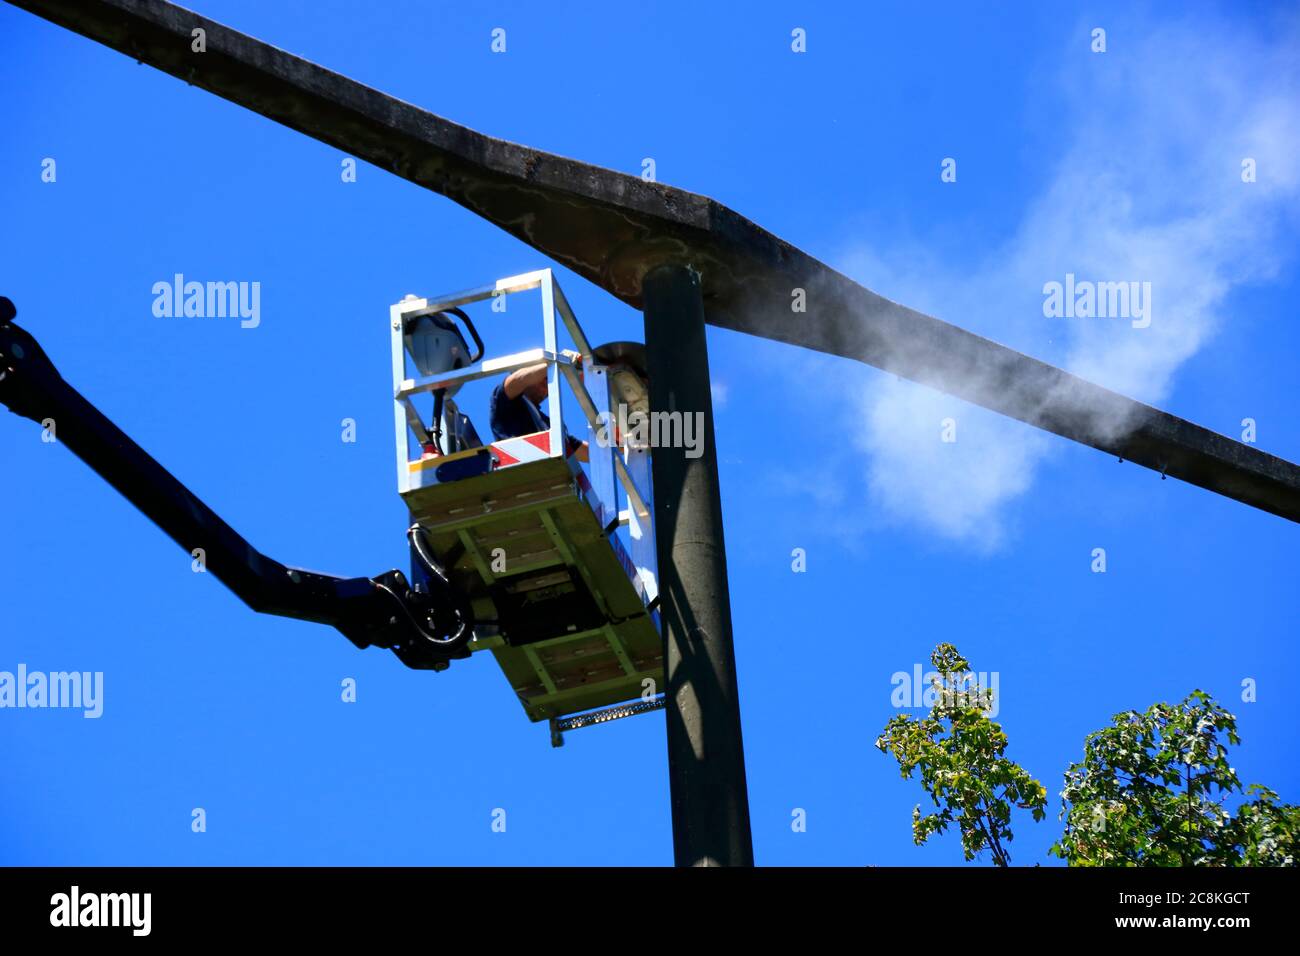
left=389, top=270, right=663, bottom=741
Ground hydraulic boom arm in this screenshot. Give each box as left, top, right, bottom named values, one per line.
left=0, top=297, right=472, bottom=669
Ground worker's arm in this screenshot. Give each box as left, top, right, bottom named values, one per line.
left=502, top=349, right=583, bottom=398
left=502, top=362, right=547, bottom=399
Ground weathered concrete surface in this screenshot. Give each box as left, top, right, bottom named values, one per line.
left=643, top=264, right=752, bottom=866
left=8, top=0, right=1300, bottom=522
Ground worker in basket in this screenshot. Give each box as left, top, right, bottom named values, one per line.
left=490, top=348, right=589, bottom=461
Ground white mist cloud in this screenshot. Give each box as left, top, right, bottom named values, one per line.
left=839, top=13, right=1300, bottom=547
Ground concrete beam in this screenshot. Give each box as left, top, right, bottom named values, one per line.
left=9, top=0, right=1300, bottom=522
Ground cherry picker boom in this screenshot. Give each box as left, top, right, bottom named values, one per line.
left=0, top=270, right=665, bottom=744
left=0, top=294, right=474, bottom=670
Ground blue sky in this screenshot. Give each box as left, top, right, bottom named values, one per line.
left=1, top=0, right=1297, bottom=866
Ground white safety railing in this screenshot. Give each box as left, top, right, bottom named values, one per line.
left=389, top=269, right=658, bottom=603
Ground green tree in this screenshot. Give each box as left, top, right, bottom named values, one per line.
left=875, top=643, right=1047, bottom=865
left=879, top=648, right=1298, bottom=866
left=1221, top=786, right=1300, bottom=866
left=1051, top=690, right=1300, bottom=866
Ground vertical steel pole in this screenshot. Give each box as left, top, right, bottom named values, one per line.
left=640, top=263, right=753, bottom=867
